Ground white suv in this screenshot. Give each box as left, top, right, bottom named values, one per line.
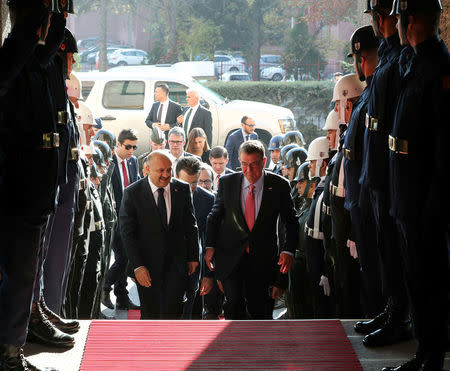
left=77, top=70, right=297, bottom=155
left=108, top=49, right=149, bottom=66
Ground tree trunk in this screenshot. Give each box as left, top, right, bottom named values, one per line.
left=98, top=0, right=108, bottom=71
left=249, top=0, right=263, bottom=81
left=442, top=0, right=450, bottom=47
left=166, top=0, right=178, bottom=63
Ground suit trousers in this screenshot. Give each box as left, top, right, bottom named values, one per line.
left=104, top=222, right=129, bottom=300
left=137, top=266, right=186, bottom=320
left=222, top=253, right=273, bottom=320
left=0, top=214, right=48, bottom=346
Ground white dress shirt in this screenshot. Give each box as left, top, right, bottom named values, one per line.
left=148, top=177, right=171, bottom=225
left=115, top=153, right=129, bottom=190
left=184, top=104, right=200, bottom=134
left=157, top=98, right=170, bottom=125
left=212, top=169, right=227, bottom=191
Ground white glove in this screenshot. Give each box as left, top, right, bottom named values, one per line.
left=347, top=239, right=358, bottom=259
left=319, top=275, right=330, bottom=296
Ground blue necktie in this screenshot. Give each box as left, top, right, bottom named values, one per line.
left=157, top=188, right=167, bottom=229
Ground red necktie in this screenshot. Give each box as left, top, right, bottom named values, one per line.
left=244, top=184, right=255, bottom=253
left=122, top=160, right=130, bottom=188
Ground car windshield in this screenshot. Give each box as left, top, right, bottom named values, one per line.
left=192, top=80, right=225, bottom=104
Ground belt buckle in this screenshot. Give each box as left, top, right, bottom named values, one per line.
left=41, top=132, right=59, bottom=149
left=57, top=111, right=69, bottom=125
left=365, top=113, right=370, bottom=128
left=79, top=178, right=87, bottom=190
left=388, top=135, right=396, bottom=152
left=344, top=148, right=352, bottom=160
left=71, top=148, right=80, bottom=161
left=370, top=117, right=378, bottom=131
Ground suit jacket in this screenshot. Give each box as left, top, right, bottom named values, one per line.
left=225, top=129, right=259, bottom=171
left=184, top=105, right=213, bottom=147
left=145, top=100, right=182, bottom=139
left=111, top=154, right=140, bottom=215
left=193, top=186, right=215, bottom=251
left=119, top=177, right=200, bottom=285
left=206, top=171, right=298, bottom=282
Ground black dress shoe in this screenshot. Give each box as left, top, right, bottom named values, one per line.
left=98, top=312, right=115, bottom=320
left=27, top=305, right=75, bottom=348
left=100, top=291, right=114, bottom=310
left=0, top=344, right=28, bottom=370
left=354, top=305, right=390, bottom=334
left=381, top=356, right=422, bottom=371
left=363, top=320, right=413, bottom=347
left=39, top=298, right=79, bottom=334
left=115, top=298, right=139, bottom=310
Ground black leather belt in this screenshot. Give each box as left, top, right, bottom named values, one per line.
left=304, top=225, right=324, bottom=239
left=330, top=184, right=345, bottom=198
left=388, top=135, right=408, bottom=155
left=39, top=133, right=60, bottom=149
left=57, top=111, right=69, bottom=125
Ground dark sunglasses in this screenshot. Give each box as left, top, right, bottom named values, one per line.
left=124, top=144, right=137, bottom=150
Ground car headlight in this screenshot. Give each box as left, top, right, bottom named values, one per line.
left=278, top=118, right=296, bottom=133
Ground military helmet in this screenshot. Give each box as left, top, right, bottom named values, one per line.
left=76, top=101, right=93, bottom=126
left=59, top=28, right=78, bottom=54
left=280, top=144, right=299, bottom=164
left=294, top=161, right=311, bottom=182
left=332, top=73, right=366, bottom=102
left=366, top=0, right=396, bottom=12
left=92, top=147, right=106, bottom=168
left=94, top=139, right=112, bottom=162
left=268, top=135, right=283, bottom=150
left=322, top=110, right=339, bottom=131
left=285, top=147, right=308, bottom=169
left=94, top=129, right=116, bottom=151
left=391, top=0, right=442, bottom=14
left=283, top=131, right=306, bottom=147
left=151, top=127, right=165, bottom=144
left=306, top=137, right=329, bottom=161
left=90, top=163, right=100, bottom=179
left=66, top=73, right=82, bottom=100
left=8, top=0, right=60, bottom=12
left=347, top=25, right=379, bottom=58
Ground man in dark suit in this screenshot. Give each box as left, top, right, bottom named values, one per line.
left=120, top=151, right=200, bottom=319
left=102, top=129, right=140, bottom=311
left=176, top=89, right=212, bottom=146
left=168, top=127, right=201, bottom=173
left=209, top=146, right=234, bottom=192
left=145, top=83, right=182, bottom=141
left=225, top=116, right=259, bottom=171
left=205, top=140, right=298, bottom=319
left=175, top=156, right=215, bottom=319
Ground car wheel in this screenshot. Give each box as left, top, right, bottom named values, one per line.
left=229, top=67, right=239, bottom=72
left=272, top=73, right=282, bottom=81
left=118, top=61, right=128, bottom=66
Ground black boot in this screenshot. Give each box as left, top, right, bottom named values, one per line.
left=0, top=344, right=28, bottom=371
left=100, top=291, right=114, bottom=310
left=27, top=303, right=75, bottom=348
left=381, top=355, right=422, bottom=371
left=354, top=301, right=390, bottom=335
left=115, top=297, right=139, bottom=310
left=39, top=298, right=79, bottom=334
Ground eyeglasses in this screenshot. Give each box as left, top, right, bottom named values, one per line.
left=240, top=160, right=262, bottom=169
left=169, top=140, right=184, bottom=145
left=243, top=123, right=256, bottom=128
left=123, top=144, right=137, bottom=150
left=198, top=179, right=212, bottom=185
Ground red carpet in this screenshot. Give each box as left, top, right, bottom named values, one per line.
left=80, top=320, right=361, bottom=370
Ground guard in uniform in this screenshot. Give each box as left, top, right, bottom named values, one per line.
left=279, top=143, right=299, bottom=178
left=267, top=134, right=283, bottom=174
left=78, top=163, right=105, bottom=319
left=343, top=25, right=384, bottom=318
left=0, top=0, right=70, bottom=368
left=284, top=147, right=308, bottom=183
left=285, top=162, right=315, bottom=319
left=329, top=73, right=365, bottom=319
left=357, top=0, right=413, bottom=349
left=385, top=1, right=450, bottom=369
left=304, top=137, right=332, bottom=318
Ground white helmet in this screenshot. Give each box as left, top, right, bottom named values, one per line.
left=322, top=110, right=339, bottom=131
left=306, top=136, right=330, bottom=177
left=322, top=110, right=340, bottom=150
left=66, top=73, right=83, bottom=100
left=331, top=73, right=365, bottom=102
left=76, top=102, right=95, bottom=154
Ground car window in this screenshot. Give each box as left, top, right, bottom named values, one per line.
left=137, top=51, right=146, bottom=56
left=81, top=80, right=95, bottom=100
left=155, top=81, right=189, bottom=106
left=102, top=80, right=145, bottom=109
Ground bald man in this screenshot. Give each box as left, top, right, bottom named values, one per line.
left=120, top=151, right=200, bottom=319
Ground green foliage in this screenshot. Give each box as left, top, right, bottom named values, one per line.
left=205, top=81, right=333, bottom=144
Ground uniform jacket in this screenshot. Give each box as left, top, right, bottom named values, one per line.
left=206, top=171, right=298, bottom=281
left=225, top=129, right=259, bottom=171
